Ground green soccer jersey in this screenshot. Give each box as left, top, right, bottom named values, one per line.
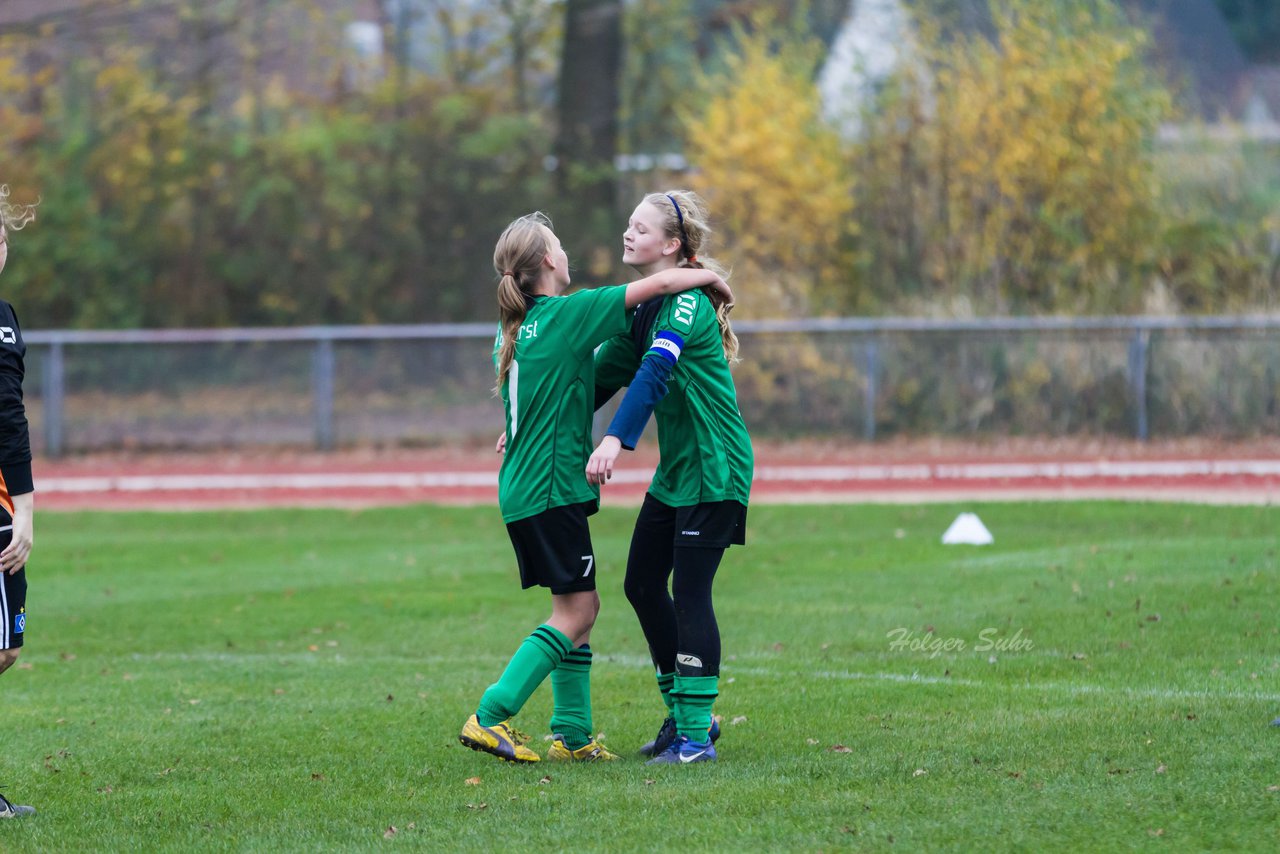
left=595, top=289, right=753, bottom=507
left=495, top=284, right=632, bottom=523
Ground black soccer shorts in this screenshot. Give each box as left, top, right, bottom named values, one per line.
left=505, top=501, right=599, bottom=594
left=638, top=493, right=748, bottom=549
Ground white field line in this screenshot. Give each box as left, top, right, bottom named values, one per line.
left=803, top=668, right=1280, bottom=704
left=605, top=653, right=1279, bottom=703
left=37, top=459, right=1280, bottom=494
left=113, top=650, right=1280, bottom=703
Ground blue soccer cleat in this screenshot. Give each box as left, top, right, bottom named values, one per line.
left=639, top=716, right=720, bottom=757
left=645, top=735, right=716, bottom=765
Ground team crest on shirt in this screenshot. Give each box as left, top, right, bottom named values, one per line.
left=671, top=294, right=698, bottom=333
left=14, top=607, right=24, bottom=634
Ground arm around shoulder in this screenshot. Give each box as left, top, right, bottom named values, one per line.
left=623, top=268, right=731, bottom=308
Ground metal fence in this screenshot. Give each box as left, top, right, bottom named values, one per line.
left=23, top=315, right=1280, bottom=456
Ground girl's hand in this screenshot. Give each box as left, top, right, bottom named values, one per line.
left=704, top=275, right=733, bottom=307
left=586, top=436, right=623, bottom=486
left=1, top=493, right=33, bottom=575
left=495, top=432, right=507, bottom=454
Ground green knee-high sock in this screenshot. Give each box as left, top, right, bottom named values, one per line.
left=550, top=644, right=593, bottom=749
left=656, top=671, right=676, bottom=714
left=477, top=625, right=573, bottom=726
left=672, top=675, right=719, bottom=742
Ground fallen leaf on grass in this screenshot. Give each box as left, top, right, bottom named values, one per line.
left=1267, top=785, right=1279, bottom=792
left=644, top=779, right=655, bottom=785
left=829, top=745, right=853, bottom=754
left=913, top=769, right=927, bottom=777
left=730, top=715, right=748, bottom=725
left=464, top=776, right=481, bottom=786
left=311, top=773, right=325, bottom=781
left=383, top=827, right=397, bottom=839
left=466, top=803, right=488, bottom=811
left=806, top=739, right=820, bottom=745
left=1155, top=764, right=1167, bottom=774
left=538, top=775, right=552, bottom=784
left=1148, top=828, right=1164, bottom=837
left=97, top=786, right=112, bottom=794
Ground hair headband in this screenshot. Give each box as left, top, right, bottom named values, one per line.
left=665, top=194, right=692, bottom=258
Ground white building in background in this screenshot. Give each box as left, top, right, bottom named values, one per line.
left=817, top=0, right=925, bottom=140
left=815, top=0, right=1278, bottom=143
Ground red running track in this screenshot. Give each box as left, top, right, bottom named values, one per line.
left=30, top=439, right=1280, bottom=510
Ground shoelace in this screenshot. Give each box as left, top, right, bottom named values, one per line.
left=500, top=722, right=532, bottom=745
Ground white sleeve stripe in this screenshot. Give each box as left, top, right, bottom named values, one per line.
left=649, top=337, right=682, bottom=362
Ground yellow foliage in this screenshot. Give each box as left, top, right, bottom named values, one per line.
left=928, top=1, right=1172, bottom=311
left=848, top=0, right=1179, bottom=315
left=682, top=13, right=855, bottom=319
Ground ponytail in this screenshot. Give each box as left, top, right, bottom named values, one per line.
left=649, top=190, right=740, bottom=363
left=494, top=272, right=527, bottom=391
left=493, top=212, right=555, bottom=393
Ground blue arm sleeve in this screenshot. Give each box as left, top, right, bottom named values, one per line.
left=606, top=353, right=676, bottom=450
left=605, top=329, right=685, bottom=449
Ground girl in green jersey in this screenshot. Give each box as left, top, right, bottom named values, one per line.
left=588, top=190, right=753, bottom=764
left=459, top=211, right=733, bottom=764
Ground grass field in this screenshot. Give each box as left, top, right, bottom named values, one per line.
left=2, top=501, right=1278, bottom=851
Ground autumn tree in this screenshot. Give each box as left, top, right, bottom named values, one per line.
left=933, top=0, right=1172, bottom=313
left=682, top=12, right=855, bottom=319
left=849, top=0, right=1174, bottom=315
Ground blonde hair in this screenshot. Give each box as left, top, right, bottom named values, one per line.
left=644, top=190, right=740, bottom=362
left=493, top=211, right=555, bottom=392
left=0, top=185, right=37, bottom=233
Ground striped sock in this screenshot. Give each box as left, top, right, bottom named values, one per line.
left=550, top=644, right=594, bottom=749
left=656, top=670, right=676, bottom=714
left=477, top=625, right=572, bottom=726
left=672, top=674, right=718, bottom=742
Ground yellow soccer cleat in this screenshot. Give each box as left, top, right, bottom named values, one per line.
left=459, top=714, right=541, bottom=763
left=546, top=735, right=618, bottom=762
